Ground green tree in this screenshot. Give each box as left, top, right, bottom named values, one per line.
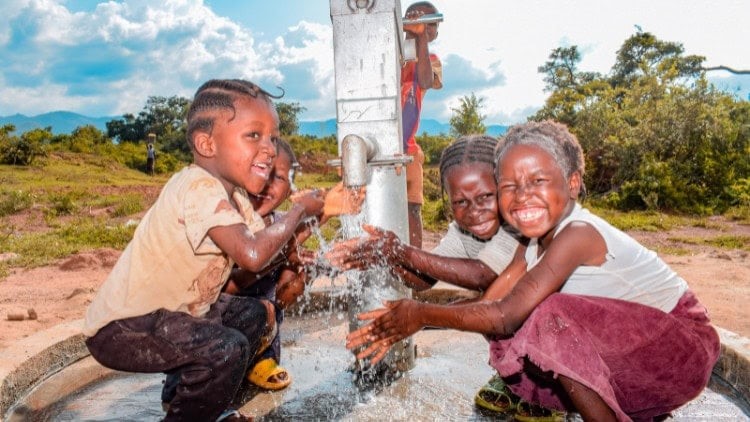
left=532, top=31, right=750, bottom=213
left=538, top=46, right=600, bottom=92
left=0, top=125, right=50, bottom=165
left=276, top=101, right=306, bottom=136
left=449, top=93, right=486, bottom=136
left=611, top=31, right=704, bottom=87
left=106, top=113, right=144, bottom=143
left=106, top=96, right=191, bottom=161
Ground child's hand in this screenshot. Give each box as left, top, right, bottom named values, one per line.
left=325, top=224, right=401, bottom=270
left=403, top=10, right=426, bottom=35
left=290, top=188, right=325, bottom=219
left=346, top=299, right=424, bottom=365
left=275, top=267, right=307, bottom=310
left=323, top=182, right=366, bottom=218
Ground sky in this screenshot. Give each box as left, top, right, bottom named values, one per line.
left=0, top=0, right=748, bottom=125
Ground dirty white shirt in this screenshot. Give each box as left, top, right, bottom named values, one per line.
left=83, top=165, right=264, bottom=336
left=524, top=203, right=687, bottom=312
left=431, top=221, right=519, bottom=289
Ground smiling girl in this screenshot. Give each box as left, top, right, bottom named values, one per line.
left=346, top=120, right=719, bottom=421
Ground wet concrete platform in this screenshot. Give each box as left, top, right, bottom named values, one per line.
left=4, top=311, right=749, bottom=421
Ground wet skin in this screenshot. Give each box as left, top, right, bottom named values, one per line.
left=194, top=95, right=279, bottom=197
left=325, top=162, right=500, bottom=291
left=345, top=144, right=607, bottom=361
left=496, top=144, right=578, bottom=251
left=444, top=162, right=500, bottom=240
left=253, top=152, right=293, bottom=217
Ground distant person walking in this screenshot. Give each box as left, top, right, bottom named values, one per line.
left=146, top=143, right=155, bottom=176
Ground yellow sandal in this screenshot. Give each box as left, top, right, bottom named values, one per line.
left=248, top=358, right=292, bottom=390
left=514, top=399, right=566, bottom=422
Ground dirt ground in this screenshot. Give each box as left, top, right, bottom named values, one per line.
left=0, top=222, right=748, bottom=350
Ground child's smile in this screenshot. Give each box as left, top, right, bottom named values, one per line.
left=444, top=163, right=499, bottom=240
left=207, top=96, right=279, bottom=196
left=497, top=144, right=578, bottom=243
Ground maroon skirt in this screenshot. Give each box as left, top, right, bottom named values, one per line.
left=489, top=290, right=720, bottom=421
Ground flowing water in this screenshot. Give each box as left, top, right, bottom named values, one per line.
left=5, top=208, right=750, bottom=420
left=8, top=311, right=749, bottom=421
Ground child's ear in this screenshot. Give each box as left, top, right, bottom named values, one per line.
left=568, top=171, right=582, bottom=199
left=192, top=131, right=216, bottom=158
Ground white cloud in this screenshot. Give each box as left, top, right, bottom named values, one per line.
left=0, top=0, right=747, bottom=123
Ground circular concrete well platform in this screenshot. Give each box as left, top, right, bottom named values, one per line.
left=3, top=308, right=750, bottom=421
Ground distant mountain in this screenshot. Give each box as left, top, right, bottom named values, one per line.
left=298, top=117, right=508, bottom=138
left=1, top=111, right=508, bottom=138
left=0, top=111, right=116, bottom=135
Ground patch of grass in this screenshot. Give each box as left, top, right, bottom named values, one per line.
left=668, top=235, right=750, bottom=251
left=110, top=193, right=145, bottom=217
left=45, top=191, right=84, bottom=216
left=0, top=218, right=136, bottom=269
left=724, top=205, right=750, bottom=224
left=0, top=189, right=35, bottom=216
left=689, top=218, right=728, bottom=231
left=650, top=245, right=693, bottom=256
left=587, top=206, right=689, bottom=231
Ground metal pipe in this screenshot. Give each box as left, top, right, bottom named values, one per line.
left=330, top=0, right=415, bottom=382
left=341, top=134, right=377, bottom=188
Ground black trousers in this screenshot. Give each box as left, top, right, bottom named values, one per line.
left=86, top=293, right=271, bottom=421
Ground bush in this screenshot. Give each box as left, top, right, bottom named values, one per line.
left=111, top=193, right=144, bottom=217
left=418, top=133, right=452, bottom=165
left=0, top=127, right=49, bottom=165
left=0, top=190, right=35, bottom=217
left=45, top=191, right=82, bottom=216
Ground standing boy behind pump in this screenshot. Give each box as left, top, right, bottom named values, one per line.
left=402, top=1, right=443, bottom=248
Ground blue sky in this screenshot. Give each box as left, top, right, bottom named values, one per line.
left=1, top=0, right=748, bottom=124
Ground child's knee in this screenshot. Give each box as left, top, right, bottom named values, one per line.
left=219, top=329, right=251, bottom=363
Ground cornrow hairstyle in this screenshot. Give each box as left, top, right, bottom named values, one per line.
left=495, top=120, right=587, bottom=198
left=406, top=1, right=438, bottom=13
left=185, top=79, right=284, bottom=151
left=438, top=134, right=500, bottom=192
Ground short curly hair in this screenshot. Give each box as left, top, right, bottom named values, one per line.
left=495, top=120, right=585, bottom=180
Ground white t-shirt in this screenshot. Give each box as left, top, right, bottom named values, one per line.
left=430, top=221, right=519, bottom=289
left=83, top=165, right=265, bottom=336
left=524, top=204, right=687, bottom=313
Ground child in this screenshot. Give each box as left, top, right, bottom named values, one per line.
left=402, top=1, right=443, bottom=248
left=83, top=79, right=346, bottom=422
left=224, top=138, right=310, bottom=391
left=346, top=120, right=720, bottom=421
left=326, top=135, right=519, bottom=293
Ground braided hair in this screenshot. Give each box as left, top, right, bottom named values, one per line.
left=186, top=79, right=284, bottom=151
left=438, top=134, right=500, bottom=192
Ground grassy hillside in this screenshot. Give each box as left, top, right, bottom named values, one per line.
left=0, top=152, right=167, bottom=274
left=1, top=151, right=748, bottom=277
